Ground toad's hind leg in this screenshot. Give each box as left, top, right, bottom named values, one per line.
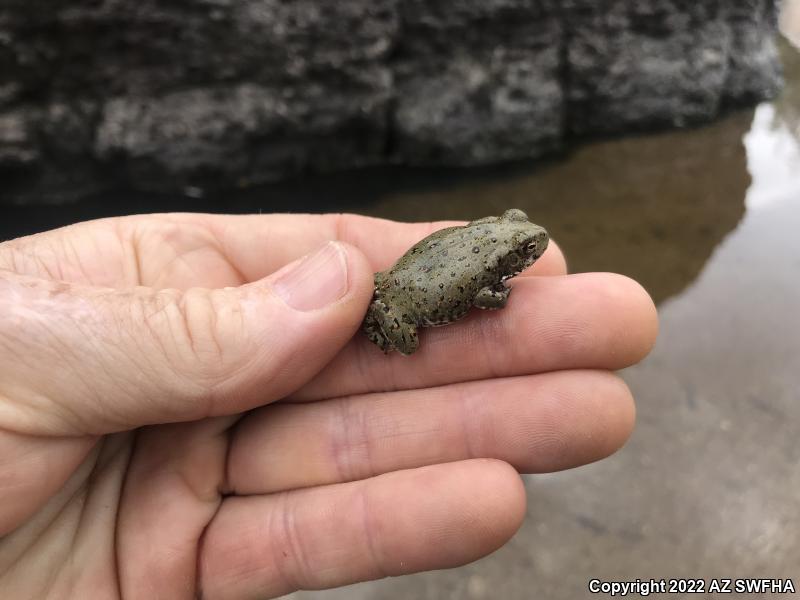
left=363, top=308, right=391, bottom=353
left=366, top=301, right=419, bottom=355
left=474, top=284, right=511, bottom=309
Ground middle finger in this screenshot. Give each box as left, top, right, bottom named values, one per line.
left=292, top=272, right=657, bottom=402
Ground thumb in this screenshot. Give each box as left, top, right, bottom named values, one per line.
left=0, top=242, right=374, bottom=436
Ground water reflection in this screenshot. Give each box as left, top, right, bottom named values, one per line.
left=746, top=103, right=800, bottom=211
left=771, top=34, right=800, bottom=136
left=747, top=39, right=800, bottom=212
left=364, top=109, right=754, bottom=304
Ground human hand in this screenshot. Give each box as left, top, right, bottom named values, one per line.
left=0, top=213, right=657, bottom=599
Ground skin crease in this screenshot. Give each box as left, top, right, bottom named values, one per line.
left=0, top=213, right=658, bottom=599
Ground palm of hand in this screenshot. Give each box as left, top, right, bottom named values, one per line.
left=0, top=213, right=656, bottom=599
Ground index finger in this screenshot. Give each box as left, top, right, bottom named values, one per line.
left=0, top=212, right=566, bottom=287
left=199, top=213, right=567, bottom=280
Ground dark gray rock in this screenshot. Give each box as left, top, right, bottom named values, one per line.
left=567, top=1, right=783, bottom=135
left=724, top=0, right=785, bottom=103
left=0, top=0, right=782, bottom=203
left=391, top=1, right=564, bottom=164
left=567, top=2, right=733, bottom=133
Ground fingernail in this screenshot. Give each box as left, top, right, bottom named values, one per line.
left=272, top=242, right=349, bottom=311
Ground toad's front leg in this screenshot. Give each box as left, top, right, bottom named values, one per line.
left=473, top=284, right=511, bottom=310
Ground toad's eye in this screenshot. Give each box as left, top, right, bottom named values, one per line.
left=526, top=242, right=537, bottom=252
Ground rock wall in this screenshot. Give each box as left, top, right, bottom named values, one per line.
left=0, top=0, right=782, bottom=203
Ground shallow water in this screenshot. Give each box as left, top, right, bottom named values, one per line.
left=2, top=12, right=800, bottom=600
left=293, top=30, right=800, bottom=600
